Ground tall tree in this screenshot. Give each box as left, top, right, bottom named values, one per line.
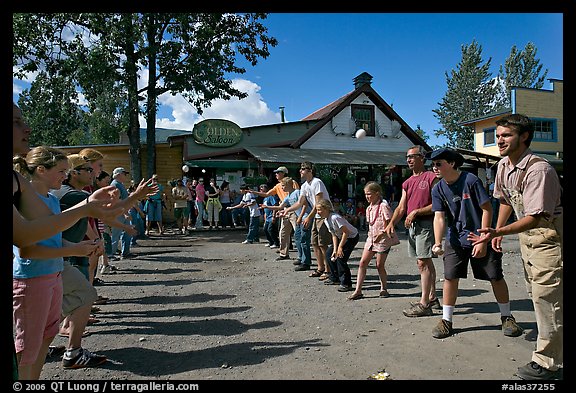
left=496, top=42, right=549, bottom=108
left=18, top=71, right=88, bottom=147
left=13, top=13, right=278, bottom=181
left=433, top=40, right=500, bottom=149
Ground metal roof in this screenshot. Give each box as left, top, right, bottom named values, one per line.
left=245, top=147, right=408, bottom=165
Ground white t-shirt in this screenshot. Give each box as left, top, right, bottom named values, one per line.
left=324, top=212, right=359, bottom=239
left=242, top=192, right=261, bottom=217
left=301, top=177, right=332, bottom=218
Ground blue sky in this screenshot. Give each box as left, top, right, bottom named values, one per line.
left=12, top=13, right=563, bottom=148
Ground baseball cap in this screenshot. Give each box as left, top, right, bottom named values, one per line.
left=273, top=166, right=289, bottom=174
left=67, top=154, right=89, bottom=170
left=425, top=148, right=464, bottom=168
left=112, top=167, right=129, bottom=177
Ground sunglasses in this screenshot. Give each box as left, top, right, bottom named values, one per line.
left=76, top=167, right=94, bottom=172
left=406, top=154, right=422, bottom=160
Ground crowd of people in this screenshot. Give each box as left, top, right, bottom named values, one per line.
left=13, top=102, right=562, bottom=381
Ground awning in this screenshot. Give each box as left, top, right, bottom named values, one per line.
left=245, top=147, right=408, bottom=166
left=183, top=160, right=252, bottom=169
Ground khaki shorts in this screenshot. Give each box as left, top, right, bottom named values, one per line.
left=312, top=217, right=331, bottom=247
left=407, top=218, right=434, bottom=259
left=61, top=260, right=98, bottom=316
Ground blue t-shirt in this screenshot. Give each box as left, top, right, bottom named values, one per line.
left=13, top=193, right=64, bottom=278
left=282, top=189, right=309, bottom=220
left=263, top=195, right=278, bottom=222
left=431, top=171, right=491, bottom=248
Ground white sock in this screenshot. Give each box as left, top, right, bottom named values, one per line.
left=64, top=347, right=81, bottom=358
left=442, top=305, right=454, bottom=322
left=498, top=302, right=511, bottom=317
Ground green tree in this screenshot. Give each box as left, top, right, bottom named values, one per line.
left=496, top=42, right=549, bottom=108
left=18, top=71, right=88, bottom=147
left=13, top=13, right=277, bottom=182
left=414, top=124, right=428, bottom=142
left=433, top=40, right=499, bottom=149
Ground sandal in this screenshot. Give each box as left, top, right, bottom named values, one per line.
left=309, top=270, right=324, bottom=278
left=348, top=292, right=364, bottom=301
left=318, top=272, right=330, bottom=281
left=379, top=289, right=390, bottom=298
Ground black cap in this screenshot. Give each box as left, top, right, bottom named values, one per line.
left=425, top=148, right=464, bottom=168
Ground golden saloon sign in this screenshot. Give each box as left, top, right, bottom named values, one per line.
left=192, top=119, right=243, bottom=147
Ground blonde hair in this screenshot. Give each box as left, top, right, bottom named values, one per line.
left=13, top=146, right=68, bottom=180
left=281, top=176, right=293, bottom=186
left=364, top=181, right=383, bottom=198
left=78, top=147, right=104, bottom=162
left=316, top=199, right=333, bottom=212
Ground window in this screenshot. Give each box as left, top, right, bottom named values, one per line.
left=483, top=127, right=496, bottom=146
left=351, top=105, right=375, bottom=137
left=532, top=118, right=556, bottom=141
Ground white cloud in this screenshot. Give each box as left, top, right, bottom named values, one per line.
left=143, top=78, right=280, bottom=130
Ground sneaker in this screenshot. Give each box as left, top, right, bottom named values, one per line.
left=501, top=315, right=523, bottom=337
left=120, top=253, right=136, bottom=259
left=294, top=264, right=310, bottom=271
left=429, top=298, right=442, bottom=310
left=403, top=302, right=433, bottom=317
left=337, top=285, right=353, bottom=292
left=432, top=319, right=454, bottom=339
left=411, top=298, right=442, bottom=310
left=324, top=279, right=340, bottom=285
left=516, top=362, right=563, bottom=380
left=269, top=245, right=278, bottom=249
left=241, top=240, right=253, bottom=244
left=100, top=265, right=116, bottom=275
left=275, top=255, right=289, bottom=261
left=62, top=347, right=107, bottom=369
left=292, top=260, right=302, bottom=266
left=47, top=345, right=66, bottom=359
left=93, top=277, right=105, bottom=286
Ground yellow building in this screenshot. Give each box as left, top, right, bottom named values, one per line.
left=461, top=79, right=563, bottom=173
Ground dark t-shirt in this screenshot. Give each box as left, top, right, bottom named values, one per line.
left=51, top=184, right=90, bottom=243
left=431, top=172, right=490, bottom=248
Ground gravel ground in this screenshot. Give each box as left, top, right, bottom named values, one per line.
left=40, top=226, right=544, bottom=382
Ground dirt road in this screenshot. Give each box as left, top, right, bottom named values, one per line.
left=41, top=227, right=544, bottom=382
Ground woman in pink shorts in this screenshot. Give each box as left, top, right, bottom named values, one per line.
left=348, top=181, right=398, bottom=300
left=13, top=146, right=99, bottom=379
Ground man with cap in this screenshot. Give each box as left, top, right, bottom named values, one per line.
left=426, top=147, right=523, bottom=341
left=109, top=167, right=135, bottom=258
left=252, top=166, right=300, bottom=260
left=385, top=145, right=441, bottom=317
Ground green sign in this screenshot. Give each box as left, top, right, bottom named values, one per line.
left=193, top=119, right=242, bottom=147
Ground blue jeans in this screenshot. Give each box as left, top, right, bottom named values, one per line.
left=327, top=234, right=359, bottom=286
left=110, top=215, right=132, bottom=257
left=295, top=223, right=312, bottom=266
left=246, top=215, right=261, bottom=242
left=195, top=201, right=205, bottom=228
left=263, top=219, right=279, bottom=246
left=130, top=209, right=145, bottom=243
